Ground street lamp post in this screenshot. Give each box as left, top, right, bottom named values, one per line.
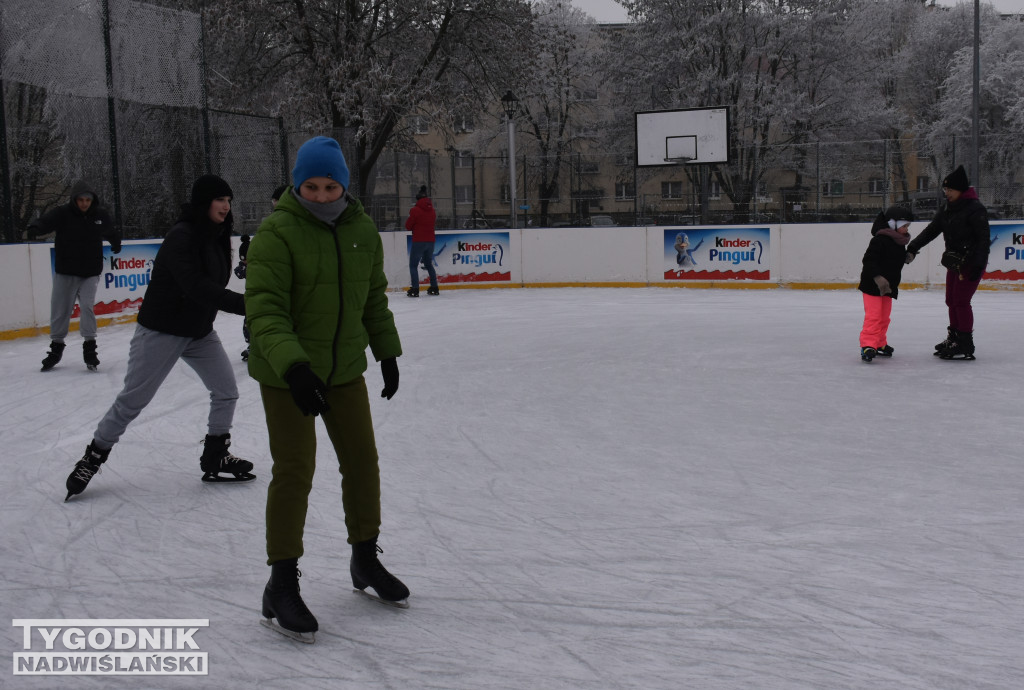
left=501, top=90, right=520, bottom=229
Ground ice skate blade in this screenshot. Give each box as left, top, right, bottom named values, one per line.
left=201, top=471, right=257, bottom=483
left=939, top=353, right=975, bottom=361
left=260, top=617, right=315, bottom=644
left=86, top=365, right=98, bottom=371
left=354, top=588, right=410, bottom=609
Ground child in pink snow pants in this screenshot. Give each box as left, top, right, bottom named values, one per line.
left=858, top=206, right=914, bottom=362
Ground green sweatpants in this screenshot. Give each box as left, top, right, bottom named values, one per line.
left=261, top=377, right=381, bottom=565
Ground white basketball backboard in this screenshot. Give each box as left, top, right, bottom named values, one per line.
left=635, top=107, right=730, bottom=167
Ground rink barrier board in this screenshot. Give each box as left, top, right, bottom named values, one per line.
left=4, top=222, right=1023, bottom=340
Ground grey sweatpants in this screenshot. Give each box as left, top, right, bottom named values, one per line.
left=92, top=324, right=238, bottom=450
left=50, top=273, right=100, bottom=342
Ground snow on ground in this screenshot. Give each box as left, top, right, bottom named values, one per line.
left=1, top=287, right=1022, bottom=689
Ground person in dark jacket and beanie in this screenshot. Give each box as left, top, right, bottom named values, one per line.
left=858, top=206, right=914, bottom=362
left=404, top=185, right=438, bottom=297
left=905, top=165, right=990, bottom=360
left=246, top=136, right=407, bottom=643
left=64, top=174, right=255, bottom=502
left=28, top=181, right=122, bottom=371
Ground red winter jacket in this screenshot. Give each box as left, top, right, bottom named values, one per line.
left=405, top=197, right=436, bottom=242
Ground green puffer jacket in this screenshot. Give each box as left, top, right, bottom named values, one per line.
left=245, top=189, right=401, bottom=388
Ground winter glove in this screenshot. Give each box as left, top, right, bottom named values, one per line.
left=904, top=251, right=916, bottom=265
left=283, top=364, right=330, bottom=416
left=233, top=261, right=247, bottom=280
left=110, top=239, right=122, bottom=254
left=873, top=275, right=891, bottom=296
left=380, top=357, right=399, bottom=400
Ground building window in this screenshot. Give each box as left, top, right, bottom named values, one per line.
left=580, top=160, right=600, bottom=175
left=412, top=116, right=429, bottom=135
left=868, top=178, right=885, bottom=196
left=454, top=150, right=473, bottom=169
left=708, top=180, right=722, bottom=201
left=755, top=181, right=771, bottom=203
left=615, top=182, right=635, bottom=200
left=822, top=179, right=844, bottom=197
left=917, top=176, right=930, bottom=192
left=661, top=181, right=683, bottom=199
left=455, top=185, right=474, bottom=204
left=454, top=115, right=475, bottom=133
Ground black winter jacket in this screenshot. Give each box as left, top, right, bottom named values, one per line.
left=907, top=189, right=990, bottom=281
left=859, top=223, right=909, bottom=299
left=136, top=207, right=245, bottom=338
left=28, top=181, right=121, bottom=277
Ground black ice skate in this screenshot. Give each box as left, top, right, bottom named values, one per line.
left=875, top=344, right=894, bottom=357
left=938, top=330, right=975, bottom=361
left=860, top=346, right=876, bottom=362
left=351, top=537, right=410, bottom=608
left=261, top=558, right=318, bottom=643
left=934, top=326, right=955, bottom=355
left=406, top=288, right=419, bottom=297
left=199, top=433, right=256, bottom=483
left=426, top=287, right=440, bottom=296
left=41, top=341, right=66, bottom=372
left=65, top=442, right=110, bottom=501
left=83, top=340, right=100, bottom=371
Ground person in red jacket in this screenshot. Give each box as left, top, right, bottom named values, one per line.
left=404, top=186, right=438, bottom=297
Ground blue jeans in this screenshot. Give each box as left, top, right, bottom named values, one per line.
left=409, top=241, right=437, bottom=291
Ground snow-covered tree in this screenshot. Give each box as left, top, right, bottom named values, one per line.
left=200, top=0, right=532, bottom=197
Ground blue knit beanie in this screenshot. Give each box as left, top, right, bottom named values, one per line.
left=292, top=136, right=350, bottom=190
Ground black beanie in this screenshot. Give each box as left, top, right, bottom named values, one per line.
left=943, top=165, right=969, bottom=192
left=190, top=174, right=233, bottom=209
left=416, top=185, right=428, bottom=200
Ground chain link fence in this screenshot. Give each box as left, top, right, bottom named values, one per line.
left=366, top=134, right=1023, bottom=231
left=3, top=1, right=1021, bottom=240
left=0, top=0, right=285, bottom=242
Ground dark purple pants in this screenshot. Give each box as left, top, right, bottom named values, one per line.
left=944, top=269, right=982, bottom=332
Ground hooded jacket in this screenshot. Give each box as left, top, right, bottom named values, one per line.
left=907, top=188, right=990, bottom=281
left=136, top=207, right=244, bottom=338
left=244, top=188, right=401, bottom=389
left=404, top=197, right=436, bottom=242
left=28, top=181, right=121, bottom=277
left=859, top=215, right=910, bottom=299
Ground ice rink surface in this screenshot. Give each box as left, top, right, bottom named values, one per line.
left=1, top=286, right=1022, bottom=689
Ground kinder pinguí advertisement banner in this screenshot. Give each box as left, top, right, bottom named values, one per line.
left=51, top=242, right=159, bottom=317
left=985, top=222, right=1024, bottom=280
left=408, top=231, right=511, bottom=284
left=664, top=227, right=769, bottom=280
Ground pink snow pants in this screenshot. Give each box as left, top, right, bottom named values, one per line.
left=860, top=293, right=893, bottom=348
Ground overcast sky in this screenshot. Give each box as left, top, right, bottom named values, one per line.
left=575, top=0, right=1024, bottom=24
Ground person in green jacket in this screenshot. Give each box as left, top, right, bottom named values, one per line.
left=245, top=136, right=407, bottom=642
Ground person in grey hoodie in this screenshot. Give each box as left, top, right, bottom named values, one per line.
left=28, top=181, right=121, bottom=371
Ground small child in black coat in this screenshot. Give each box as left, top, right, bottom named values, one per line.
left=858, top=206, right=914, bottom=361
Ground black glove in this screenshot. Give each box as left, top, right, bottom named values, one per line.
left=111, top=239, right=122, bottom=254
left=380, top=357, right=399, bottom=400
left=233, top=261, right=247, bottom=280
left=283, top=364, right=330, bottom=416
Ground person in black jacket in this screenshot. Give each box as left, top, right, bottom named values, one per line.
left=64, top=175, right=255, bottom=502
left=905, top=165, right=990, bottom=360
left=28, top=181, right=122, bottom=371
left=858, top=206, right=914, bottom=362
